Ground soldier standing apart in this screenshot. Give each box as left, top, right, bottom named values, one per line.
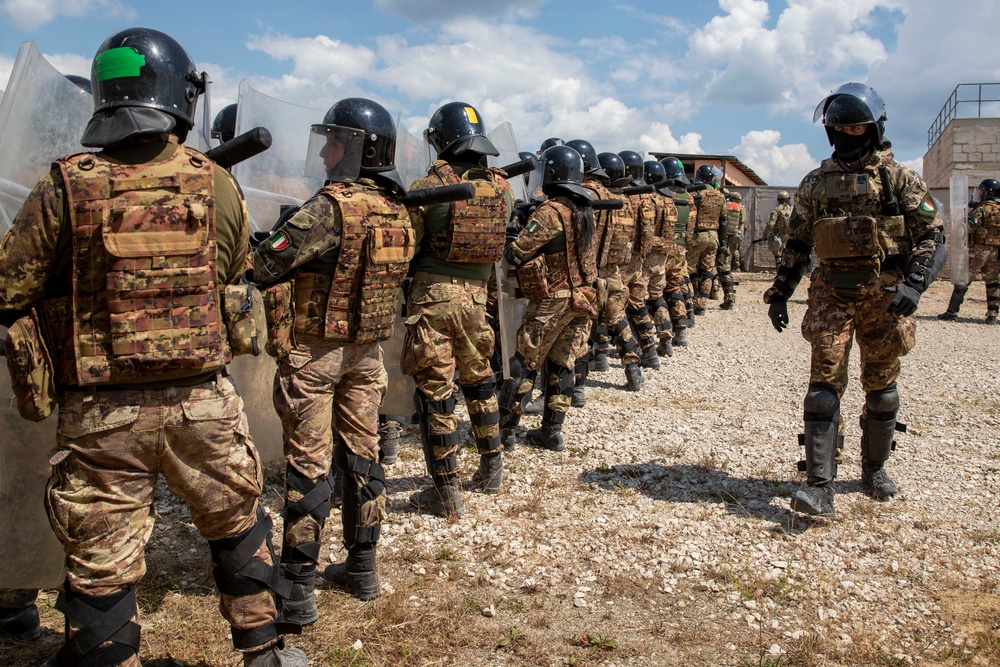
left=765, top=191, right=794, bottom=268
left=254, top=98, right=412, bottom=607
left=498, top=146, right=599, bottom=451
left=0, top=28, right=307, bottom=666
left=687, top=164, right=727, bottom=315
left=938, top=178, right=1000, bottom=324
left=403, top=102, right=514, bottom=520
left=764, top=83, right=945, bottom=516
left=568, top=140, right=643, bottom=391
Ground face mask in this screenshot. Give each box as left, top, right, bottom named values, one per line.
left=831, top=129, right=873, bottom=164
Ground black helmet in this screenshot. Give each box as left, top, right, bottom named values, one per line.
left=643, top=160, right=666, bottom=186
left=540, top=145, right=589, bottom=200
left=64, top=74, right=92, bottom=95
left=618, top=150, right=644, bottom=185
left=538, top=137, right=563, bottom=154
left=565, top=139, right=608, bottom=180
left=695, top=164, right=723, bottom=189
left=972, top=178, right=1000, bottom=204
left=660, top=156, right=689, bottom=186
left=598, top=152, right=629, bottom=187
left=211, top=103, right=238, bottom=143
left=425, top=101, right=498, bottom=159
left=814, top=82, right=888, bottom=161
left=90, top=27, right=206, bottom=131
left=306, top=97, right=398, bottom=184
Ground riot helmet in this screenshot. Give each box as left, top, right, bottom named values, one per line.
left=538, top=137, right=563, bottom=154
left=305, top=97, right=399, bottom=185
left=730, top=191, right=742, bottom=202
left=211, top=103, right=238, bottom=143
left=643, top=160, right=666, bottom=186
left=660, top=156, right=690, bottom=186
left=64, top=74, right=92, bottom=95
left=776, top=190, right=791, bottom=202
left=972, top=178, right=1000, bottom=204
left=425, top=101, right=499, bottom=161
left=598, top=152, right=629, bottom=187
left=618, top=150, right=644, bottom=185
left=813, top=82, right=888, bottom=163
left=565, top=139, right=609, bottom=181
left=518, top=150, right=537, bottom=187
left=82, top=28, right=207, bottom=147
left=540, top=145, right=590, bottom=200
left=695, top=164, right=723, bottom=189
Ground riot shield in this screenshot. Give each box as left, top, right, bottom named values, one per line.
left=496, top=260, right=527, bottom=379
left=394, top=120, right=432, bottom=190
left=488, top=121, right=528, bottom=202
left=0, top=43, right=93, bottom=588
left=950, top=174, right=969, bottom=286
left=0, top=41, right=92, bottom=234
left=231, top=81, right=323, bottom=233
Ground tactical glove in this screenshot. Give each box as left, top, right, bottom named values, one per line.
left=887, top=281, right=922, bottom=317
left=768, top=301, right=789, bottom=333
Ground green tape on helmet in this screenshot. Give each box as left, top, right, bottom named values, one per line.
left=94, top=47, right=146, bottom=81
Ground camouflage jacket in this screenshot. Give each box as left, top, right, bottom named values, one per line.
left=766, top=201, right=792, bottom=238
left=509, top=197, right=596, bottom=293
left=970, top=200, right=1000, bottom=246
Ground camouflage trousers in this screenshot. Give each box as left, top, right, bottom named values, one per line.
left=687, top=231, right=719, bottom=307
left=46, top=376, right=276, bottom=648
left=715, top=236, right=738, bottom=303
left=964, top=243, right=1000, bottom=314
left=597, top=265, right=641, bottom=365
left=517, top=295, right=593, bottom=413
left=624, top=254, right=656, bottom=349
left=648, top=245, right=692, bottom=333
left=275, top=336, right=387, bottom=557
left=401, top=279, right=498, bottom=460
left=801, top=267, right=916, bottom=395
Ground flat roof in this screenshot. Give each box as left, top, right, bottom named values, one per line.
left=648, top=152, right=768, bottom=186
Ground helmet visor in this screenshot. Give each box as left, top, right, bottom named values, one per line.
left=813, top=82, right=886, bottom=124
left=305, top=124, right=366, bottom=182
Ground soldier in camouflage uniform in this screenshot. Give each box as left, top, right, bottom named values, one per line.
left=766, top=191, right=794, bottom=266
left=687, top=164, right=727, bottom=315
left=402, top=102, right=514, bottom=519
left=0, top=28, right=307, bottom=667
left=638, top=161, right=680, bottom=356
left=254, top=98, right=411, bottom=608
left=616, top=151, right=661, bottom=370
left=938, top=178, right=1000, bottom=324
left=567, top=140, right=643, bottom=391
left=714, top=189, right=741, bottom=310
left=725, top=191, right=747, bottom=272
left=661, top=157, right=697, bottom=347
left=498, top=145, right=598, bottom=451
left=764, top=83, right=945, bottom=517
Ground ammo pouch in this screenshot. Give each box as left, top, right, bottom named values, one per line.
left=4, top=308, right=57, bottom=422
left=813, top=215, right=879, bottom=261
left=571, top=286, right=598, bottom=318
left=517, top=255, right=550, bottom=300
left=261, top=280, right=296, bottom=359
left=222, top=282, right=267, bottom=357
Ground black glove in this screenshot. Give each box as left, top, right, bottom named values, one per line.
left=887, top=282, right=922, bottom=317
left=768, top=301, right=789, bottom=332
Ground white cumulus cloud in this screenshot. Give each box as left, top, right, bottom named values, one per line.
left=1, top=0, right=135, bottom=31
left=731, top=129, right=818, bottom=187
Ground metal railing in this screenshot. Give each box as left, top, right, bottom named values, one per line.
left=928, top=83, right=1000, bottom=148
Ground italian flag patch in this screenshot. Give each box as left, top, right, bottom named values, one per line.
left=271, top=231, right=290, bottom=251
left=920, top=198, right=936, bottom=212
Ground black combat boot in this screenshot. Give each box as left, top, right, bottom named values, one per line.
left=640, top=344, right=660, bottom=370
left=322, top=543, right=379, bottom=602
left=243, top=640, right=308, bottom=667
left=409, top=473, right=465, bottom=518
left=278, top=562, right=317, bottom=626
left=0, top=596, right=40, bottom=643
left=526, top=421, right=565, bottom=451
left=938, top=284, right=967, bottom=320
left=672, top=327, right=689, bottom=347
left=592, top=341, right=611, bottom=371
left=860, top=384, right=902, bottom=500
left=470, top=452, right=503, bottom=494
left=624, top=363, right=643, bottom=391
left=527, top=369, right=570, bottom=451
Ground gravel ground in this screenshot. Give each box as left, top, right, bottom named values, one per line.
left=7, top=272, right=999, bottom=667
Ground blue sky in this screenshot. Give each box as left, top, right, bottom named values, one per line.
left=1, top=0, right=997, bottom=186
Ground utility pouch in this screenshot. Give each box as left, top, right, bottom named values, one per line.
left=261, top=280, right=296, bottom=359
left=517, top=255, right=550, bottom=300
left=570, top=286, right=598, bottom=318
left=222, top=281, right=267, bottom=357
left=4, top=308, right=57, bottom=421
left=813, top=215, right=879, bottom=260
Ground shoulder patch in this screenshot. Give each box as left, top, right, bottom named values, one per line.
left=527, top=220, right=540, bottom=233
left=920, top=197, right=936, bottom=212
left=271, top=231, right=290, bottom=251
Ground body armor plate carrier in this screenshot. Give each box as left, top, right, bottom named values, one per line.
left=425, top=160, right=510, bottom=263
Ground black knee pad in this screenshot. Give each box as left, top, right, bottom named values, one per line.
left=803, top=382, right=839, bottom=421
left=282, top=465, right=334, bottom=524
left=865, top=382, right=899, bottom=420
left=647, top=296, right=668, bottom=313
left=546, top=362, right=575, bottom=395
left=334, top=441, right=386, bottom=545
left=54, top=584, right=140, bottom=667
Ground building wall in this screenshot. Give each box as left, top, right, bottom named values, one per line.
left=924, top=118, right=1000, bottom=189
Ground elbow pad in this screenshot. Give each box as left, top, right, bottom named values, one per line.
left=503, top=243, right=523, bottom=268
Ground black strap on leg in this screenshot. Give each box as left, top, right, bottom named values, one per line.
left=55, top=586, right=140, bottom=667
left=281, top=465, right=334, bottom=523
left=334, top=441, right=386, bottom=545
left=464, top=380, right=502, bottom=453
left=210, top=507, right=294, bottom=601
left=611, top=318, right=639, bottom=355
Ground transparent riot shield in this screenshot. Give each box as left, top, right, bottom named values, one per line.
left=231, top=81, right=323, bottom=233
left=488, top=121, right=528, bottom=202
left=0, top=43, right=93, bottom=588
left=496, top=260, right=527, bottom=379
left=0, top=41, right=92, bottom=234
left=950, top=174, right=969, bottom=286
left=394, top=120, right=432, bottom=190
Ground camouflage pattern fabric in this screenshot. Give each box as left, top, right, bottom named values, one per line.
left=965, top=244, right=1000, bottom=315
left=767, top=200, right=793, bottom=262
left=0, top=589, right=38, bottom=608
left=647, top=244, right=690, bottom=333
left=274, top=336, right=387, bottom=551
left=686, top=231, right=719, bottom=308
left=801, top=268, right=915, bottom=394
left=401, top=280, right=497, bottom=445
left=516, top=297, right=593, bottom=412
left=596, top=266, right=640, bottom=365
left=969, top=200, right=1000, bottom=246
left=46, top=377, right=276, bottom=639
left=624, top=253, right=655, bottom=348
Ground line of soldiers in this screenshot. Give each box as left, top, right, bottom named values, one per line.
left=0, top=27, right=951, bottom=667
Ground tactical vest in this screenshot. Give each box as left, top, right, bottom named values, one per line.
left=770, top=202, right=792, bottom=238
left=424, top=160, right=510, bottom=263
left=55, top=145, right=227, bottom=386
left=649, top=192, right=679, bottom=252
left=586, top=179, right=635, bottom=268
left=725, top=201, right=741, bottom=234
left=809, top=167, right=910, bottom=265
left=672, top=191, right=692, bottom=246
left=626, top=192, right=654, bottom=259
left=293, top=182, right=413, bottom=343
left=518, top=199, right=597, bottom=297
left=971, top=201, right=1000, bottom=246
left=694, top=187, right=724, bottom=231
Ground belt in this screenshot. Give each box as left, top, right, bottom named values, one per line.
left=412, top=271, right=487, bottom=287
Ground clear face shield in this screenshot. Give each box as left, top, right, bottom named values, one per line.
left=304, top=124, right=366, bottom=182
left=972, top=186, right=987, bottom=205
